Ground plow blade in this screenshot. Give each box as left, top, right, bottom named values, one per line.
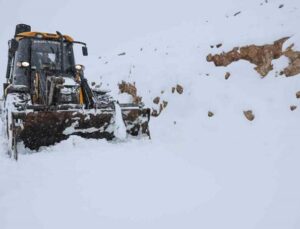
left=13, top=108, right=150, bottom=150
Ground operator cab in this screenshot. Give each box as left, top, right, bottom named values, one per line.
left=5, top=24, right=88, bottom=91
left=31, top=39, right=74, bottom=73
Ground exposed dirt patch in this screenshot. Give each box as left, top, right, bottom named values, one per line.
left=207, top=38, right=289, bottom=77
left=118, top=83, right=183, bottom=118
left=151, top=99, right=169, bottom=117
left=207, top=37, right=300, bottom=78
left=207, top=37, right=300, bottom=77
left=151, top=85, right=184, bottom=117
left=118, top=81, right=142, bottom=104
left=151, top=109, right=160, bottom=117
left=118, top=82, right=169, bottom=117
left=281, top=45, right=300, bottom=77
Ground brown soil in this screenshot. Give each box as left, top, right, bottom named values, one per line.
left=118, top=81, right=142, bottom=104
left=207, top=37, right=300, bottom=77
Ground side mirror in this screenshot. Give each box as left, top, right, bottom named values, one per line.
left=9, top=39, right=19, bottom=53
left=82, top=46, right=88, bottom=56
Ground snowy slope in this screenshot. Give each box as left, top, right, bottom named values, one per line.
left=1, top=0, right=300, bottom=229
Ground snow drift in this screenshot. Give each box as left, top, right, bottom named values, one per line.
left=1, top=0, right=300, bottom=229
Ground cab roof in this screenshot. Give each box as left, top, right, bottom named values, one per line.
left=15, top=31, right=74, bottom=42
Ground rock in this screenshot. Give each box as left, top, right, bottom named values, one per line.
left=234, top=11, right=241, bottom=16
left=118, top=52, right=126, bottom=56
left=296, top=91, right=300, bottom=99
left=159, top=104, right=164, bottom=113
left=216, top=43, right=222, bottom=48
left=176, top=84, right=184, bottom=94
left=151, top=109, right=159, bottom=117
left=290, top=105, right=297, bottom=111
left=225, top=72, right=231, bottom=80
left=153, top=97, right=160, bottom=104
left=208, top=111, right=214, bottom=117
left=243, top=110, right=255, bottom=121
left=162, top=101, right=168, bottom=108
left=279, top=4, right=284, bottom=8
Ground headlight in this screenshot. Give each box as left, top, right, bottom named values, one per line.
left=21, top=61, right=30, bottom=67
left=17, top=61, right=30, bottom=67
left=75, top=64, right=85, bottom=71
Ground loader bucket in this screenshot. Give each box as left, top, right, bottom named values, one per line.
left=13, top=108, right=150, bottom=150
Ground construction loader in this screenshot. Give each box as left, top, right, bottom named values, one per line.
left=2, top=24, right=150, bottom=160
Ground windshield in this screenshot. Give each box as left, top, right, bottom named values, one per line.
left=31, top=40, right=74, bottom=73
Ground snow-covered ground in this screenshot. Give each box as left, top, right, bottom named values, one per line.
left=1, top=0, right=300, bottom=228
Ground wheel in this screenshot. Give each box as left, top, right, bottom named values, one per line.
left=6, top=114, right=19, bottom=160
left=11, top=118, right=19, bottom=161
left=12, top=130, right=18, bottom=160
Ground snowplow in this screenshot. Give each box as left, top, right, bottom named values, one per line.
left=2, top=24, right=150, bottom=159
